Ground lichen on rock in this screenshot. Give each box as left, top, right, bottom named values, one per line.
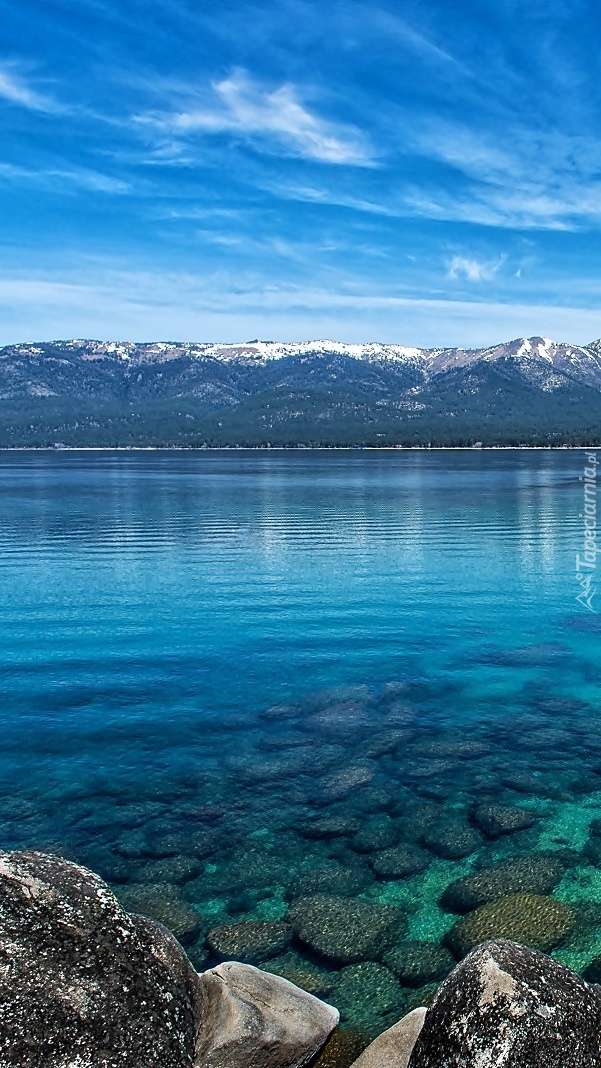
left=0, top=850, right=203, bottom=1067
left=408, top=939, right=601, bottom=1067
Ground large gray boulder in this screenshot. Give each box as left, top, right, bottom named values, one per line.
left=196, top=960, right=339, bottom=1068
left=408, top=939, right=601, bottom=1067
left=350, top=1007, right=427, bottom=1068
left=0, top=849, right=203, bottom=1067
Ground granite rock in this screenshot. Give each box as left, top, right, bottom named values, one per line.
left=408, top=939, right=601, bottom=1067
left=421, top=821, right=484, bottom=860
left=264, top=950, right=335, bottom=998
left=312, top=1030, right=371, bottom=1068
left=350, top=1007, right=427, bottom=1068
left=350, top=817, right=400, bottom=854
left=330, top=961, right=407, bottom=1035
left=0, top=849, right=203, bottom=1067
left=302, top=817, right=360, bottom=840
left=196, top=960, right=339, bottom=1068
left=286, top=863, right=371, bottom=900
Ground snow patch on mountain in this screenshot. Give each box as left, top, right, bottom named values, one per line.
left=5, top=336, right=601, bottom=387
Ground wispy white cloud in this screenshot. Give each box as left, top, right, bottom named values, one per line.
left=404, top=119, right=601, bottom=230
left=2, top=266, right=601, bottom=348
left=365, top=7, right=473, bottom=77
left=136, top=69, right=375, bottom=165
left=0, top=162, right=129, bottom=193
left=0, top=62, right=61, bottom=113
left=254, top=177, right=393, bottom=214
left=447, top=255, right=505, bottom=282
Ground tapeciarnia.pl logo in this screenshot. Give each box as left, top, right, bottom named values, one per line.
left=575, top=451, right=598, bottom=612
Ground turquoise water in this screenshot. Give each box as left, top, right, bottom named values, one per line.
left=2, top=450, right=601, bottom=1039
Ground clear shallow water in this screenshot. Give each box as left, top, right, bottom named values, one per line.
left=2, top=450, right=601, bottom=1042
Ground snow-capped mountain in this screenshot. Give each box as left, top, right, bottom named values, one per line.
left=1, top=335, right=601, bottom=447
left=428, top=336, right=601, bottom=384
left=5, top=334, right=601, bottom=378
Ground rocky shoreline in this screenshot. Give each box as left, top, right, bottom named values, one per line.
left=1, top=850, right=601, bottom=1067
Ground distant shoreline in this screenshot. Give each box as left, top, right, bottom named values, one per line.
left=0, top=445, right=598, bottom=453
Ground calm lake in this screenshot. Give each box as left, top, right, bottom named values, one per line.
left=1, top=449, right=600, bottom=1037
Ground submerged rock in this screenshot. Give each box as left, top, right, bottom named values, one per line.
left=382, top=941, right=454, bottom=986
left=206, top=921, right=293, bottom=963
left=196, top=960, right=339, bottom=1068
left=350, top=817, right=400, bottom=854
left=116, top=882, right=205, bottom=945
left=370, top=845, right=430, bottom=880
left=287, top=863, right=371, bottom=900
left=288, top=894, right=406, bottom=965
left=502, top=771, right=562, bottom=798
left=565, top=901, right=601, bottom=952
left=313, top=1029, right=371, bottom=1068
left=422, top=820, right=484, bottom=860
left=364, top=730, right=413, bottom=758
left=187, top=846, right=291, bottom=898
left=440, top=853, right=570, bottom=913
left=330, top=961, right=406, bottom=1035
left=408, top=939, right=601, bottom=1067
left=350, top=1006, right=427, bottom=1068
left=319, top=764, right=376, bottom=801
left=265, top=950, right=335, bottom=998
left=409, top=737, right=472, bottom=759
left=471, top=803, right=536, bottom=839
left=129, top=854, right=202, bottom=884
left=301, top=817, right=361, bottom=839
left=308, top=701, right=373, bottom=739
left=444, top=893, right=574, bottom=959
left=583, top=954, right=601, bottom=983
left=0, top=849, right=202, bottom=1067
left=582, top=836, right=601, bottom=865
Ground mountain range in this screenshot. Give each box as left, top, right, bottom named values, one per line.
left=2, top=335, right=601, bottom=447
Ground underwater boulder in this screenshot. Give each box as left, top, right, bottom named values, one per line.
left=205, top=921, right=293, bottom=964
left=440, top=853, right=571, bottom=913
left=264, top=950, right=335, bottom=998
left=116, top=882, right=205, bottom=945
left=350, top=816, right=401, bottom=854
left=301, top=816, right=361, bottom=839
left=421, top=820, right=484, bottom=860
left=382, top=941, right=455, bottom=986
left=471, top=803, right=536, bottom=839
left=286, top=862, right=371, bottom=900
left=318, top=763, right=377, bottom=801
left=288, top=894, right=406, bottom=965
left=312, top=1029, right=371, bottom=1068
left=129, top=854, right=202, bottom=884
left=444, top=893, right=574, bottom=959
left=370, top=845, right=430, bottom=880
left=329, top=961, right=407, bottom=1036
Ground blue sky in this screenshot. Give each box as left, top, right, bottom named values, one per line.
left=2, top=0, right=601, bottom=345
